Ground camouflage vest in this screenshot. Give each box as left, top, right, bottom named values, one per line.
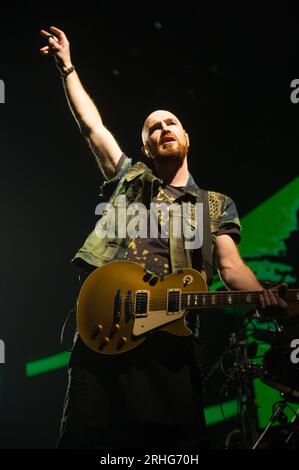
left=72, top=158, right=227, bottom=282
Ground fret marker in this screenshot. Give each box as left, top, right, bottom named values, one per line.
left=297, top=293, right=299, bottom=301
left=228, top=295, right=232, bottom=305
left=194, top=295, right=198, bottom=306
left=202, top=296, right=206, bottom=306
left=211, top=295, right=216, bottom=305
left=187, top=295, right=191, bottom=306
left=246, top=294, right=252, bottom=303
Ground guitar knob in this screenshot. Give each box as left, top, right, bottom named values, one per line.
left=118, top=336, right=127, bottom=347
left=98, top=336, right=110, bottom=351
left=91, top=324, right=103, bottom=339
left=111, top=323, right=120, bottom=332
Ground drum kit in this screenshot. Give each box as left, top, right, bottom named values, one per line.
left=205, top=307, right=299, bottom=449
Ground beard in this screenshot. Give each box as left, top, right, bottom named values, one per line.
left=151, top=139, right=188, bottom=166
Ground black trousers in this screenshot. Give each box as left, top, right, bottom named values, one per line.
left=57, top=366, right=210, bottom=450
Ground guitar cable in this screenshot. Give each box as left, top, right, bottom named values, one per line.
left=60, top=303, right=77, bottom=352
left=60, top=272, right=90, bottom=352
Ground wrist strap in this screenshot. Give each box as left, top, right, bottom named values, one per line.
left=60, top=65, right=75, bottom=79
left=54, top=58, right=75, bottom=78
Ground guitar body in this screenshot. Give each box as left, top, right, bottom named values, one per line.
left=77, top=260, right=207, bottom=355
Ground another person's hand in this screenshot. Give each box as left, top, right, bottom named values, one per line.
left=258, top=282, right=288, bottom=317
left=40, top=26, right=72, bottom=71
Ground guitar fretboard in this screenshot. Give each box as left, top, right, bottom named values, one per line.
left=180, top=289, right=299, bottom=309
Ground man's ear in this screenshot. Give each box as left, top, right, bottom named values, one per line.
left=185, top=131, right=190, bottom=148
left=142, top=145, right=150, bottom=158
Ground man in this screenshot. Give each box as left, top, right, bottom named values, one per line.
left=40, top=26, right=288, bottom=449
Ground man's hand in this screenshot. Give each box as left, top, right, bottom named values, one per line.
left=258, top=282, right=289, bottom=317
left=40, top=26, right=72, bottom=70
left=215, top=235, right=289, bottom=317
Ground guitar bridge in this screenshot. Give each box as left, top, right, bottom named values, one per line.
left=114, top=289, right=122, bottom=323
left=125, top=290, right=133, bottom=322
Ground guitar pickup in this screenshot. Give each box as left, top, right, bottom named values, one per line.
left=114, top=289, right=122, bottom=323
left=135, top=290, right=149, bottom=318
left=167, top=289, right=181, bottom=314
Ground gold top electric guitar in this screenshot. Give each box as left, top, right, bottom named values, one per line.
left=76, top=260, right=299, bottom=355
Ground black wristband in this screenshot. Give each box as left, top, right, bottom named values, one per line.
left=60, top=65, right=75, bottom=78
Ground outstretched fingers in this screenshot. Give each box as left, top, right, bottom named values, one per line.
left=48, top=36, right=61, bottom=52
left=49, top=26, right=67, bottom=42
left=39, top=26, right=70, bottom=61
left=40, top=29, right=55, bottom=39
left=39, top=45, right=50, bottom=55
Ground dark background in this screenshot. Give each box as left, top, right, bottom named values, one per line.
left=0, top=3, right=298, bottom=448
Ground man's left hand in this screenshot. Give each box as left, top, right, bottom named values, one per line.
left=258, top=282, right=288, bottom=317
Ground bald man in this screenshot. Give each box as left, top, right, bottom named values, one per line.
left=41, top=27, right=287, bottom=449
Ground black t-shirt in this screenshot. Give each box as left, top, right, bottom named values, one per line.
left=122, top=184, right=182, bottom=276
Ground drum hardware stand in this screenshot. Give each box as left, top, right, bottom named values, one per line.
left=252, top=397, right=297, bottom=449
left=205, top=325, right=264, bottom=448
left=252, top=319, right=299, bottom=449
left=226, top=330, right=261, bottom=448
left=230, top=314, right=288, bottom=448
left=284, top=408, right=299, bottom=447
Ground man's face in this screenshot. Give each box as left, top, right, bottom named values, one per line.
left=142, top=110, right=189, bottom=164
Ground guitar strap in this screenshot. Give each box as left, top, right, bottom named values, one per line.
left=193, top=189, right=214, bottom=285
left=186, top=190, right=215, bottom=341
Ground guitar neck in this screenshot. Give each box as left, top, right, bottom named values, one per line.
left=181, top=289, right=299, bottom=309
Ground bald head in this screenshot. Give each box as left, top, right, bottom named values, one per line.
left=142, top=110, right=184, bottom=145
left=141, top=109, right=189, bottom=163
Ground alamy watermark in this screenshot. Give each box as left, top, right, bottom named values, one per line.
left=290, top=338, right=299, bottom=365
left=290, top=79, right=299, bottom=103
left=95, top=196, right=204, bottom=249
left=0, top=339, right=5, bottom=364
left=0, top=79, right=5, bottom=103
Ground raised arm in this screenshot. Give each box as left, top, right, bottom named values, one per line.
left=40, top=26, right=122, bottom=179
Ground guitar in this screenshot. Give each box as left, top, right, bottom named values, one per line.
left=76, top=260, right=299, bottom=355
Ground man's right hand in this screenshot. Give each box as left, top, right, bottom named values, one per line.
left=39, top=26, right=122, bottom=179
left=40, top=26, right=72, bottom=71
